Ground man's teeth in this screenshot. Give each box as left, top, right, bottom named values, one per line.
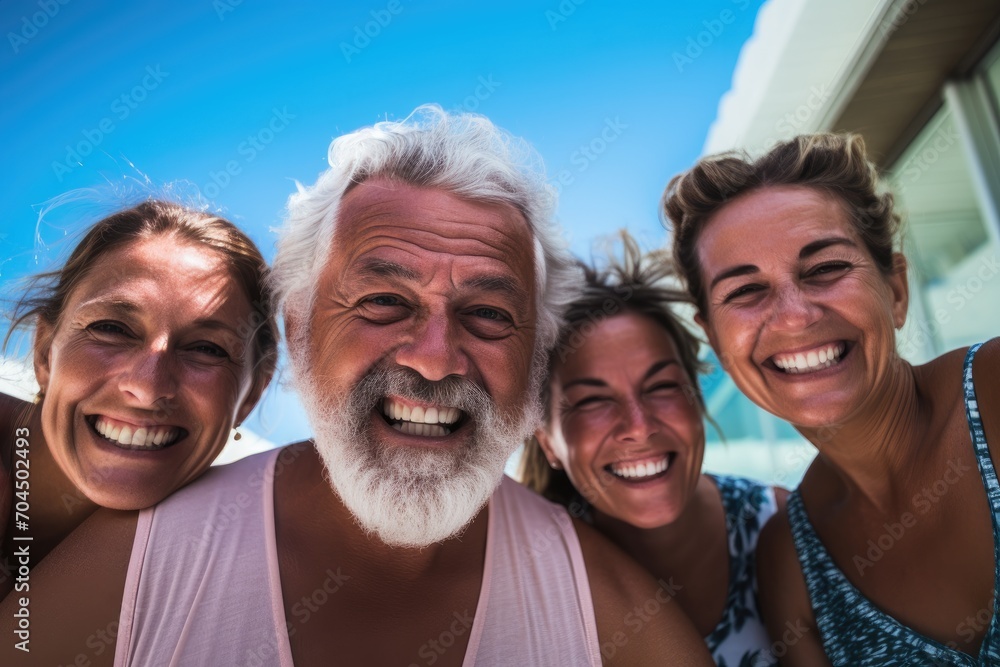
left=94, top=416, right=179, bottom=449
left=609, top=456, right=671, bottom=480
left=392, top=421, right=449, bottom=437
left=772, top=343, right=846, bottom=374
left=382, top=399, right=461, bottom=426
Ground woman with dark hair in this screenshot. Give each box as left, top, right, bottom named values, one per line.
left=0, top=199, right=277, bottom=582
left=520, top=232, right=787, bottom=665
left=663, top=133, right=1000, bottom=665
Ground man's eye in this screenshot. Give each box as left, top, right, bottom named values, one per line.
left=461, top=306, right=514, bottom=339
left=472, top=307, right=505, bottom=321
left=368, top=295, right=402, bottom=307
left=358, top=295, right=409, bottom=324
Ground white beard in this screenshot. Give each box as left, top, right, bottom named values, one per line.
left=293, top=359, right=542, bottom=548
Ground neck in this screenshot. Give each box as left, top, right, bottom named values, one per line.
left=799, top=356, right=926, bottom=509
left=591, top=475, right=721, bottom=584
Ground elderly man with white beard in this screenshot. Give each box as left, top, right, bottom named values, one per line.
left=6, top=106, right=711, bottom=666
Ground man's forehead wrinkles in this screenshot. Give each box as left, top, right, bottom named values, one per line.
left=346, top=217, right=528, bottom=249
left=339, top=197, right=413, bottom=225
left=343, top=230, right=523, bottom=267
left=345, top=244, right=525, bottom=284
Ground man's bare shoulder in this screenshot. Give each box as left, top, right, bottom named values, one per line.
left=0, top=509, right=137, bottom=667
left=572, top=518, right=713, bottom=666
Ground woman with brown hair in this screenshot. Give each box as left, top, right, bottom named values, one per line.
left=520, top=233, right=787, bottom=665
left=0, top=199, right=278, bottom=583
left=663, top=133, right=1000, bottom=665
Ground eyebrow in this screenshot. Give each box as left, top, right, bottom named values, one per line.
left=460, top=274, right=528, bottom=301
left=354, top=258, right=527, bottom=301
left=708, top=236, right=861, bottom=291
left=76, top=297, right=142, bottom=315
left=561, top=359, right=678, bottom=391
left=709, top=264, right=758, bottom=291
left=799, top=236, right=858, bottom=259
left=354, top=258, right=418, bottom=281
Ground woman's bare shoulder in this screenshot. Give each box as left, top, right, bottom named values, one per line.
left=971, top=338, right=1000, bottom=388
left=970, top=339, right=1000, bottom=461
left=0, top=508, right=137, bottom=666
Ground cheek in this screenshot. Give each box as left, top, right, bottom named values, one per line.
left=653, top=394, right=700, bottom=420
left=50, top=339, right=101, bottom=378
left=684, top=417, right=707, bottom=456
left=560, top=408, right=615, bottom=453
left=197, top=367, right=248, bottom=411
left=312, top=316, right=378, bottom=377
left=46, top=343, right=114, bottom=414
left=39, top=399, right=61, bottom=442
left=473, top=337, right=535, bottom=401
left=710, top=317, right=758, bottom=371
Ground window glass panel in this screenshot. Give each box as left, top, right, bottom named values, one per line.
left=987, top=49, right=1000, bottom=113
left=889, top=107, right=1000, bottom=360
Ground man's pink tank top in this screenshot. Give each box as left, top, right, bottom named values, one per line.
left=113, top=447, right=602, bottom=666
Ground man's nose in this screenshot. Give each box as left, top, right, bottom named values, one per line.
left=394, top=314, right=469, bottom=382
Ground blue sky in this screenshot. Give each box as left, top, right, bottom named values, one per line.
left=0, top=0, right=764, bottom=444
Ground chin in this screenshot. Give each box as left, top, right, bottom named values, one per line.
left=629, top=515, right=678, bottom=530
left=612, top=503, right=683, bottom=530
left=83, top=479, right=174, bottom=510
left=777, top=404, right=856, bottom=433
left=758, top=386, right=848, bottom=422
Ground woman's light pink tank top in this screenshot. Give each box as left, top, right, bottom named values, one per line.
left=114, top=447, right=602, bottom=666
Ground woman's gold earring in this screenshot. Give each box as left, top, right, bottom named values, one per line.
left=233, top=427, right=242, bottom=441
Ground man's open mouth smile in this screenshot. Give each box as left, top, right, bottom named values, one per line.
left=380, top=397, right=466, bottom=437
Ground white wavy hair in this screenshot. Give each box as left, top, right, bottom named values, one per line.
left=272, top=104, right=581, bottom=357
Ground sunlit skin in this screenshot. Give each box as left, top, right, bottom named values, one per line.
left=33, top=235, right=262, bottom=510
left=291, top=178, right=539, bottom=451
left=538, top=312, right=704, bottom=528
left=695, top=185, right=909, bottom=433
left=695, top=185, right=1000, bottom=663
left=267, top=181, right=711, bottom=666
left=537, top=311, right=750, bottom=636
left=275, top=179, right=539, bottom=663
left=0, top=184, right=714, bottom=663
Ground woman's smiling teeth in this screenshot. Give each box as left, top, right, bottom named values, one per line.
left=381, top=398, right=463, bottom=437
left=771, top=342, right=846, bottom=374
left=607, top=454, right=672, bottom=480
left=93, top=416, right=181, bottom=449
